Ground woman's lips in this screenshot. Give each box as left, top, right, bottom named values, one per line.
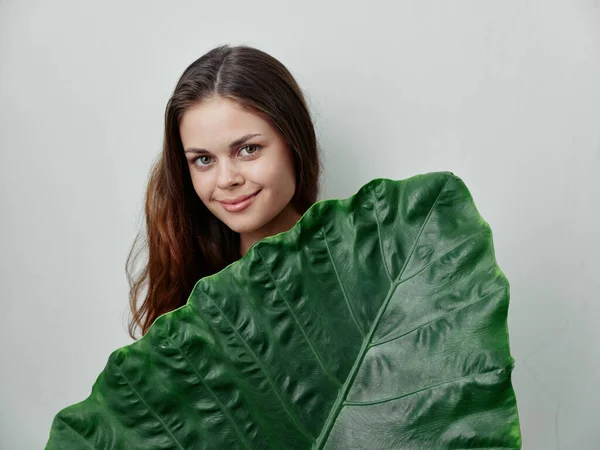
left=219, top=190, right=261, bottom=212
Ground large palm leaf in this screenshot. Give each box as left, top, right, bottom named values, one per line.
left=45, top=171, right=522, bottom=449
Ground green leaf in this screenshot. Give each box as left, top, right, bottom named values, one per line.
left=46, top=171, right=522, bottom=449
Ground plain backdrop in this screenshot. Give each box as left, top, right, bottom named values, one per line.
left=1, top=1, right=599, bottom=448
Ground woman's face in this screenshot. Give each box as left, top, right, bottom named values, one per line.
left=180, top=95, right=298, bottom=236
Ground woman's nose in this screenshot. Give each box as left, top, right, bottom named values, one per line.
left=216, top=159, right=244, bottom=189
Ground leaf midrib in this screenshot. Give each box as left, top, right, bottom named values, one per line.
left=314, top=175, right=452, bottom=449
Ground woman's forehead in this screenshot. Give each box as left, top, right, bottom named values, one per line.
left=180, top=97, right=274, bottom=149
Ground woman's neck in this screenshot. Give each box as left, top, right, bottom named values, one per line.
left=239, top=204, right=302, bottom=257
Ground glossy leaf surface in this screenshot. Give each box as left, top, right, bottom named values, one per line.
left=46, top=172, right=521, bottom=449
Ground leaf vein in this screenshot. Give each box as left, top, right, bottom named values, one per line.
left=343, top=366, right=512, bottom=406
left=370, top=285, right=507, bottom=348
left=204, top=292, right=316, bottom=442
left=255, top=247, right=343, bottom=387
left=113, top=365, right=184, bottom=449
left=55, top=416, right=97, bottom=449
left=392, top=175, right=452, bottom=285
left=164, top=336, right=253, bottom=450
left=320, top=223, right=365, bottom=337
left=371, top=187, right=392, bottom=281
left=398, top=228, right=488, bottom=285
left=315, top=174, right=452, bottom=449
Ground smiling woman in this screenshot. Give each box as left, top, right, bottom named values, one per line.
left=180, top=96, right=301, bottom=255
left=126, top=45, right=323, bottom=339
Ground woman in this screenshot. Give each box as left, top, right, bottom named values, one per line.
left=126, top=44, right=323, bottom=339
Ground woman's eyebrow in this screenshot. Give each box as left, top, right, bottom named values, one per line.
left=184, top=133, right=263, bottom=154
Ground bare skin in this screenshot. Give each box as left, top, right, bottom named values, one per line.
left=180, top=95, right=301, bottom=256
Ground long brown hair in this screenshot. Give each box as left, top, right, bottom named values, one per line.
left=125, top=44, right=322, bottom=339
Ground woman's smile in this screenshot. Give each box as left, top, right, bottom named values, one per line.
left=218, top=190, right=261, bottom=212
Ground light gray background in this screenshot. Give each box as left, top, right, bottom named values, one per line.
left=1, top=1, right=599, bottom=448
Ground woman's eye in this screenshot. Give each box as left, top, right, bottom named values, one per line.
left=239, top=144, right=261, bottom=157
left=192, top=145, right=259, bottom=169
left=194, top=155, right=212, bottom=167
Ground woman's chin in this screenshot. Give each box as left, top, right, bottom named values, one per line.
left=223, top=217, right=262, bottom=234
